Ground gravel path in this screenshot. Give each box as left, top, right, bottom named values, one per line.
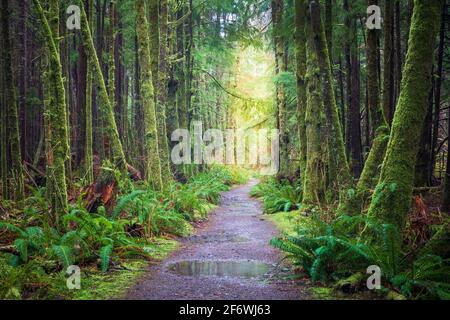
left=126, top=179, right=310, bottom=300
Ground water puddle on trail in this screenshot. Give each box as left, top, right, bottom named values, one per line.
left=186, top=234, right=249, bottom=244
left=167, top=260, right=272, bottom=279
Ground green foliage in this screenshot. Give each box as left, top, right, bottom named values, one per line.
left=271, top=213, right=450, bottom=300
left=0, top=166, right=246, bottom=299
left=250, top=178, right=302, bottom=214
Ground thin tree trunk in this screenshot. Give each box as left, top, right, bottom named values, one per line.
left=344, top=0, right=389, bottom=215
left=78, top=0, right=127, bottom=174
left=295, top=0, right=307, bottom=179
left=432, top=10, right=446, bottom=188
left=272, top=0, right=289, bottom=179
left=85, top=0, right=94, bottom=184
left=382, top=0, right=395, bottom=125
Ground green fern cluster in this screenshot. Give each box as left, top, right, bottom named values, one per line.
left=0, top=166, right=248, bottom=299
left=270, top=213, right=450, bottom=300
left=251, top=178, right=301, bottom=214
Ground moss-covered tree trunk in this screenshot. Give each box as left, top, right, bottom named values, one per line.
left=382, top=0, right=395, bottom=125
left=1, top=0, right=24, bottom=201
left=85, top=0, right=94, bottom=184
left=367, top=0, right=444, bottom=229
left=107, top=0, right=116, bottom=116
left=308, top=0, right=352, bottom=206
left=176, top=0, right=188, bottom=131
left=150, top=0, right=172, bottom=182
left=295, top=0, right=307, bottom=180
left=344, top=0, right=389, bottom=215
left=0, top=17, right=7, bottom=198
left=136, top=0, right=163, bottom=190
left=78, top=0, right=127, bottom=174
left=33, top=0, right=69, bottom=222
left=302, top=5, right=325, bottom=206
left=272, top=0, right=289, bottom=179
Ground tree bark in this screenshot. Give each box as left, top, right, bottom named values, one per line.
left=308, top=0, right=352, bottom=206
left=85, top=0, right=94, bottom=184
left=136, top=0, right=163, bottom=190
left=78, top=0, right=127, bottom=174
left=344, top=0, right=389, bottom=215
left=295, top=0, right=307, bottom=179
left=382, top=0, right=395, bottom=125
left=368, top=0, right=444, bottom=230
left=272, top=0, right=289, bottom=179
left=33, top=0, right=69, bottom=222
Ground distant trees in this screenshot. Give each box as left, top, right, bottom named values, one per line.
left=1, top=0, right=24, bottom=201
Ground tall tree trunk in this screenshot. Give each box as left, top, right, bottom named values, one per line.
left=302, top=8, right=325, bottom=205
left=382, top=0, right=395, bottom=125
left=295, top=0, right=307, bottom=179
left=394, top=0, right=402, bottom=101
left=136, top=0, right=163, bottom=190
left=1, top=0, right=24, bottom=201
left=368, top=0, right=444, bottom=230
left=176, top=0, right=188, bottom=131
left=308, top=0, right=352, bottom=206
left=325, top=0, right=332, bottom=63
left=150, top=0, right=172, bottom=181
left=33, top=0, right=69, bottom=222
left=432, top=9, right=446, bottom=189
left=272, top=0, right=289, bottom=179
left=345, top=0, right=389, bottom=215
left=107, top=0, right=116, bottom=136
left=85, top=0, right=94, bottom=184
left=78, top=0, right=127, bottom=174
left=344, top=0, right=362, bottom=178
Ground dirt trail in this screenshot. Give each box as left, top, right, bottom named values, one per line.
left=126, top=179, right=309, bottom=300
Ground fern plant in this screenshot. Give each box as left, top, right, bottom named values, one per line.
left=271, top=213, right=450, bottom=299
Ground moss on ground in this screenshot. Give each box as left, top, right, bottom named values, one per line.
left=72, top=238, right=178, bottom=300
left=0, top=238, right=178, bottom=300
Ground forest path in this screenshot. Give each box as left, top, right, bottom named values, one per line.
left=126, top=179, right=310, bottom=300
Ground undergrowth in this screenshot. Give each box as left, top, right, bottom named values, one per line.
left=0, top=165, right=248, bottom=300
left=250, top=178, right=302, bottom=214
left=254, top=180, right=450, bottom=300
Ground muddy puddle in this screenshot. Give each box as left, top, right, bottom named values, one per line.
left=186, top=234, right=249, bottom=244
left=167, top=260, right=272, bottom=279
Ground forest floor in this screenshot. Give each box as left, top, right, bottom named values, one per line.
left=126, top=179, right=311, bottom=300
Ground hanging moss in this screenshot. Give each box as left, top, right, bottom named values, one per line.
left=367, top=0, right=444, bottom=230
left=78, top=0, right=127, bottom=174
left=136, top=0, right=163, bottom=190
